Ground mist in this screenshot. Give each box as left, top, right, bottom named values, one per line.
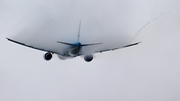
left=1, top=0, right=180, bottom=101
left=5, top=0, right=173, bottom=46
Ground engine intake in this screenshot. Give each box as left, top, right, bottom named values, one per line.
left=44, top=52, right=52, bottom=61
left=84, top=54, right=93, bottom=62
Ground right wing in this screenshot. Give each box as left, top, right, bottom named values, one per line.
left=95, top=42, right=141, bottom=53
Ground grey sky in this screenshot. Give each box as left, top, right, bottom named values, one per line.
left=0, top=0, right=180, bottom=101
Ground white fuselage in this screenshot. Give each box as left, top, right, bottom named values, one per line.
left=66, top=45, right=82, bottom=57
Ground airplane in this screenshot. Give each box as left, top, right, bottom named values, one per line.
left=7, top=21, right=140, bottom=62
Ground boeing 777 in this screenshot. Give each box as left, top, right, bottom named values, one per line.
left=7, top=21, right=140, bottom=62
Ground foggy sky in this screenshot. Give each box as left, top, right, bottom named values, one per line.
left=1, top=0, right=180, bottom=101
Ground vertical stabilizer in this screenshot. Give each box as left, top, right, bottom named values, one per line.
left=77, top=20, right=81, bottom=42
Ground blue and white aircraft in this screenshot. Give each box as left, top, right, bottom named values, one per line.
left=7, top=21, right=140, bottom=62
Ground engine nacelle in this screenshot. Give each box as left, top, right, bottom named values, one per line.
left=58, top=55, right=68, bottom=60
left=44, top=52, right=52, bottom=61
left=84, top=54, right=93, bottom=62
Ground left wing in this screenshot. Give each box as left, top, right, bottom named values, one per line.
left=6, top=38, right=61, bottom=55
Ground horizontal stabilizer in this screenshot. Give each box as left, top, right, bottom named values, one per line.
left=82, top=43, right=103, bottom=46
left=57, top=41, right=77, bottom=46
left=57, top=41, right=103, bottom=47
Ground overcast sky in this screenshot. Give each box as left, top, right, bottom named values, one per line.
left=0, top=0, right=180, bottom=101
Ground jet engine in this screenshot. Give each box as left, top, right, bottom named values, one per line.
left=58, top=55, right=68, bottom=60
left=44, top=52, right=52, bottom=61
left=84, top=54, right=93, bottom=62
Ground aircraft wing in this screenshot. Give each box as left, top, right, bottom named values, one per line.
left=95, top=42, right=141, bottom=53
left=6, top=38, right=60, bottom=55
left=7, top=37, right=141, bottom=56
